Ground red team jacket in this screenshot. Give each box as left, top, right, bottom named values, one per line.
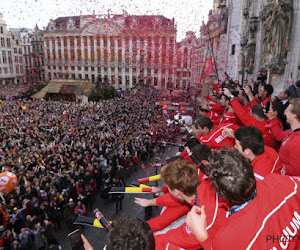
left=155, top=176, right=228, bottom=250
left=201, top=174, right=300, bottom=249
left=198, top=123, right=238, bottom=150
left=147, top=193, right=191, bottom=232
left=251, top=146, right=284, bottom=180
left=230, top=98, right=279, bottom=149
left=269, top=121, right=300, bottom=176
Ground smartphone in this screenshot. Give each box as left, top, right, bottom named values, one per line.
left=68, top=229, right=84, bottom=250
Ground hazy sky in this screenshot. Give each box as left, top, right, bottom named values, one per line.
left=0, top=0, right=213, bottom=41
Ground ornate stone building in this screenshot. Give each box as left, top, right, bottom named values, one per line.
left=43, top=14, right=178, bottom=89
left=0, top=13, right=24, bottom=85
left=175, top=31, right=200, bottom=89
left=198, top=0, right=300, bottom=93
left=198, top=0, right=244, bottom=83
left=234, top=0, right=299, bottom=92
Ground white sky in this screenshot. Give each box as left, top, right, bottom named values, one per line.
left=0, top=0, right=213, bottom=41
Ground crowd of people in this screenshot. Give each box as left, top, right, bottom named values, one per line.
left=0, top=85, right=195, bottom=249
left=132, top=77, right=300, bottom=249
left=1, top=76, right=300, bottom=249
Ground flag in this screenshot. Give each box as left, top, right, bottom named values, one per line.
left=199, top=48, right=214, bottom=86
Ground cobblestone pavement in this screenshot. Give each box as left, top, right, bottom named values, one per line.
left=55, top=145, right=179, bottom=250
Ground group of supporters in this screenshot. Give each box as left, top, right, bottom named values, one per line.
left=133, top=79, right=300, bottom=249
left=0, top=86, right=194, bottom=250
left=1, top=77, right=300, bottom=249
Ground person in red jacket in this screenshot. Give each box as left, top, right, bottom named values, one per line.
left=186, top=148, right=300, bottom=249
left=138, top=158, right=227, bottom=250
left=136, top=144, right=212, bottom=233
left=199, top=105, right=220, bottom=125
left=257, top=83, right=273, bottom=108
left=234, top=126, right=284, bottom=179
left=269, top=98, right=300, bottom=176
left=195, top=117, right=239, bottom=150
left=224, top=88, right=279, bottom=150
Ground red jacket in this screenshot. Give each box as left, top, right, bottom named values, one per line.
left=147, top=193, right=191, bottom=232
left=198, top=123, right=238, bottom=150
left=230, top=98, right=279, bottom=150
left=270, top=122, right=300, bottom=176
left=251, top=96, right=271, bottom=108
left=155, top=177, right=228, bottom=250
left=251, top=146, right=284, bottom=180
left=205, top=110, right=221, bottom=125
left=210, top=104, right=240, bottom=125
left=201, top=174, right=300, bottom=249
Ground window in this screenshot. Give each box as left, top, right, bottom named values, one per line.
left=2, top=51, right=7, bottom=64
left=0, top=26, right=3, bottom=33
left=4, top=67, right=8, bottom=73
left=103, top=36, right=107, bottom=47
left=1, top=38, right=5, bottom=47
left=6, top=38, right=11, bottom=48
left=64, top=37, right=67, bottom=46
left=10, top=67, right=13, bottom=73
left=231, top=44, right=236, bottom=55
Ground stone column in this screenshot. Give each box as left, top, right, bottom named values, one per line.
left=87, top=36, right=92, bottom=81
left=94, top=36, right=98, bottom=81
left=114, top=37, right=118, bottom=88
left=121, top=36, right=126, bottom=89
left=100, top=36, right=104, bottom=82
left=158, top=35, right=162, bottom=88
left=129, top=36, right=133, bottom=88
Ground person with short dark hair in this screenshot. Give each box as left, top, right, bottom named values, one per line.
left=218, top=94, right=240, bottom=125
left=278, top=88, right=290, bottom=109
left=258, top=84, right=273, bottom=108
left=192, top=117, right=238, bottom=150
left=106, top=217, right=155, bottom=250
left=80, top=218, right=155, bottom=250
left=186, top=148, right=300, bottom=249
left=234, top=126, right=283, bottom=179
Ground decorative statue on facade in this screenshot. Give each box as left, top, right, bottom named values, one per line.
left=262, top=0, right=293, bottom=73
left=245, top=38, right=256, bottom=73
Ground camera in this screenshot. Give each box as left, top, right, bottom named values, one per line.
left=231, top=90, right=239, bottom=97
